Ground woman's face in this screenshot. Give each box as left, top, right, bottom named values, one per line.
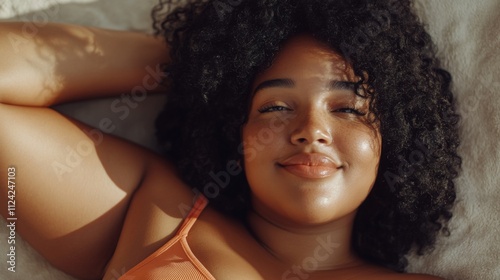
left=242, top=35, right=382, bottom=227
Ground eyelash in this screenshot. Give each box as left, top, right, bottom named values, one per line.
left=258, top=105, right=366, bottom=116
left=335, top=107, right=366, bottom=116
left=258, top=105, right=291, bottom=113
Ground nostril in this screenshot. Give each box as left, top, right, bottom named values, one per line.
left=296, top=138, right=307, bottom=144
left=291, top=124, right=333, bottom=145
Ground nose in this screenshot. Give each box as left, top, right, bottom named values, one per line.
left=290, top=110, right=333, bottom=145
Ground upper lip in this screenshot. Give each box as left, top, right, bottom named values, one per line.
left=278, top=152, right=341, bottom=168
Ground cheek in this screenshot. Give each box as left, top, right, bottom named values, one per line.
left=241, top=121, right=290, bottom=194
left=349, top=133, right=381, bottom=195
left=241, top=124, right=272, bottom=193
left=354, top=134, right=381, bottom=164
left=241, top=118, right=290, bottom=163
left=241, top=124, right=266, bottom=174
left=326, top=128, right=381, bottom=211
left=339, top=127, right=382, bottom=183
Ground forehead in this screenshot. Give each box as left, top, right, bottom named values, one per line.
left=252, top=35, right=356, bottom=88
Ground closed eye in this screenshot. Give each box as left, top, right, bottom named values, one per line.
left=334, top=107, right=366, bottom=116
left=258, top=105, right=292, bottom=113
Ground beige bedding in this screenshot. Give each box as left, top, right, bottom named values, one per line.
left=1, top=0, right=499, bottom=279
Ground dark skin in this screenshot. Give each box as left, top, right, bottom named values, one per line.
left=0, top=22, right=442, bottom=279
left=243, top=34, right=380, bottom=271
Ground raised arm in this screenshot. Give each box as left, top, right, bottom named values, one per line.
left=0, top=22, right=193, bottom=280
left=0, top=21, right=169, bottom=106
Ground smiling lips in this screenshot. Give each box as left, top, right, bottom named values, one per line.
left=278, top=153, right=341, bottom=179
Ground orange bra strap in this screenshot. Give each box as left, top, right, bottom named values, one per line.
left=177, top=195, right=209, bottom=236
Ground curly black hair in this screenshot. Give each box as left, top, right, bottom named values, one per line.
left=153, top=0, right=461, bottom=272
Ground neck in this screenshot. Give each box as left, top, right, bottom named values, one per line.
left=246, top=209, right=363, bottom=272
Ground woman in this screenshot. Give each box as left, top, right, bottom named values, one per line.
left=0, top=0, right=460, bottom=279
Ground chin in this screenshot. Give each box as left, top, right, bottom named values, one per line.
left=277, top=200, right=358, bottom=228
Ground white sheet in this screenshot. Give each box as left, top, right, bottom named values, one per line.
left=1, top=0, right=499, bottom=279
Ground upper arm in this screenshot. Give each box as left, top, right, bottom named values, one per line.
left=0, top=22, right=169, bottom=107
left=0, top=103, right=157, bottom=279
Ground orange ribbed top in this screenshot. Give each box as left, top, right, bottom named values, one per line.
left=119, top=195, right=215, bottom=280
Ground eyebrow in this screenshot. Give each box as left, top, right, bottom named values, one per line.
left=329, top=80, right=358, bottom=91
left=252, top=78, right=358, bottom=96
left=253, top=79, right=295, bottom=95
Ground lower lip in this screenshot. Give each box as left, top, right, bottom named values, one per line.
left=280, top=164, right=337, bottom=179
